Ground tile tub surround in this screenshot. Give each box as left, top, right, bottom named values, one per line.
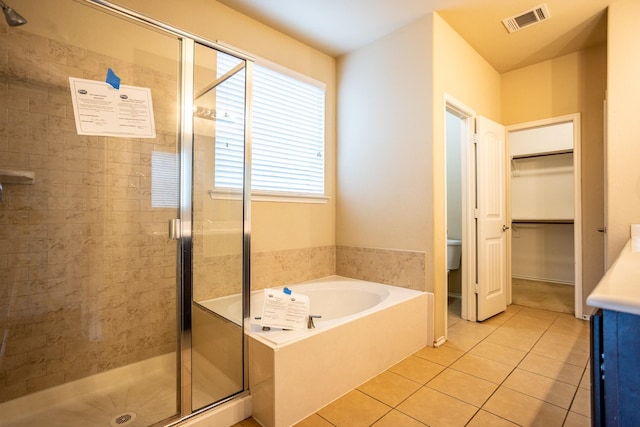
left=0, top=29, right=178, bottom=401
left=251, top=245, right=336, bottom=292
left=192, top=246, right=336, bottom=302
left=248, top=286, right=432, bottom=427
left=336, top=246, right=427, bottom=291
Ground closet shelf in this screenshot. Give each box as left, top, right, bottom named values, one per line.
left=512, top=219, right=574, bottom=224
left=511, top=149, right=573, bottom=160
left=0, top=169, right=35, bottom=185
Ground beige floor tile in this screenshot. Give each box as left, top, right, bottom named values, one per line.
left=316, top=390, right=391, bottom=427
left=448, top=319, right=497, bottom=338
left=293, top=414, right=334, bottom=427
left=505, top=308, right=555, bottom=324
left=517, top=352, right=584, bottom=386
left=548, top=315, right=590, bottom=338
left=564, top=410, right=591, bottom=426
left=450, top=353, right=514, bottom=384
left=506, top=304, right=525, bottom=314
left=414, top=344, right=465, bottom=367
left=445, top=328, right=485, bottom=352
left=397, top=387, right=478, bottom=427
left=233, top=418, right=263, bottom=427
left=427, top=368, right=498, bottom=407
left=388, top=355, right=445, bottom=384
left=483, top=387, right=567, bottom=426
left=372, top=409, right=427, bottom=427
left=537, top=330, right=590, bottom=353
left=480, top=309, right=517, bottom=327
left=530, top=336, right=589, bottom=367
left=358, top=371, right=422, bottom=407
left=469, top=341, right=526, bottom=367
left=578, top=367, right=590, bottom=390
left=484, top=327, right=543, bottom=352
left=570, top=387, right=591, bottom=417
left=502, top=368, right=577, bottom=409
left=467, top=410, right=518, bottom=426
left=517, top=306, right=561, bottom=322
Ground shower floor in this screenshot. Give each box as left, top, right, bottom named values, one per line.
left=0, top=354, right=178, bottom=427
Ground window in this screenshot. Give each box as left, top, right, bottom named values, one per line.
left=214, top=54, right=326, bottom=197
left=151, top=151, right=178, bottom=208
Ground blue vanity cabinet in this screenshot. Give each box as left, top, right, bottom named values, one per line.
left=591, top=308, right=640, bottom=426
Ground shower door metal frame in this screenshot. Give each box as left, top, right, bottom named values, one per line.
left=82, top=1, right=254, bottom=423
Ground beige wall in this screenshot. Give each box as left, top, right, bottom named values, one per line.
left=501, top=45, right=607, bottom=315
left=607, top=0, right=640, bottom=264
left=336, top=15, right=433, bottom=252
left=432, top=13, right=501, bottom=339
left=502, top=52, right=582, bottom=125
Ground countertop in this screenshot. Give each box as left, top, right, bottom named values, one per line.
left=587, top=238, right=640, bottom=315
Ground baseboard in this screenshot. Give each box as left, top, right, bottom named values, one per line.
left=512, top=275, right=575, bottom=286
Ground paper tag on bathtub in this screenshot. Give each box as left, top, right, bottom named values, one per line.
left=260, top=288, right=310, bottom=331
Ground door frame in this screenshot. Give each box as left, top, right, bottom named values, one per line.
left=444, top=95, right=477, bottom=324
left=506, top=113, right=583, bottom=319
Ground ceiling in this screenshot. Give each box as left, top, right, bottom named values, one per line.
left=217, top=0, right=612, bottom=73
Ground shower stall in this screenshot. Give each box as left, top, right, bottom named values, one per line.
left=0, top=1, right=251, bottom=426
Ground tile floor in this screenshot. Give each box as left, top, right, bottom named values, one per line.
left=234, top=302, right=591, bottom=427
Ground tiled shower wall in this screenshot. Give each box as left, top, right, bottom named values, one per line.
left=0, top=28, right=178, bottom=402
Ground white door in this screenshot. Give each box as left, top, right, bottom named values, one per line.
left=476, top=116, right=507, bottom=321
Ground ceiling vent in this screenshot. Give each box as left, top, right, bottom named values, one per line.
left=502, top=4, right=551, bottom=33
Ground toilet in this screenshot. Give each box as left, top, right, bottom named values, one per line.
left=447, top=239, right=462, bottom=273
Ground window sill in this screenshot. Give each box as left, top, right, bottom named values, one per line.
left=208, top=189, right=329, bottom=204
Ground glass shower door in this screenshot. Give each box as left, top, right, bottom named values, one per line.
left=190, top=43, right=248, bottom=410
left=0, top=1, right=181, bottom=426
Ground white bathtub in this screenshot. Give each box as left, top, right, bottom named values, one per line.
left=200, top=276, right=425, bottom=348
left=200, top=275, right=433, bottom=427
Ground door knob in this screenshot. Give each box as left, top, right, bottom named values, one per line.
left=502, top=225, right=510, bottom=232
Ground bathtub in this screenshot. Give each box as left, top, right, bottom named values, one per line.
left=199, top=275, right=433, bottom=427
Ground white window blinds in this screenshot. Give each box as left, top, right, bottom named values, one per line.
left=151, top=151, right=178, bottom=208
left=214, top=55, right=326, bottom=195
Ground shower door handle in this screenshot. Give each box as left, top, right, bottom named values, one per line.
left=169, top=218, right=181, bottom=240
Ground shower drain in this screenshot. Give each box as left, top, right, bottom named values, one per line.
left=109, top=411, right=137, bottom=427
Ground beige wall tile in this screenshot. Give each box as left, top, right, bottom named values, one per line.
left=336, top=245, right=426, bottom=291
left=0, top=30, right=178, bottom=401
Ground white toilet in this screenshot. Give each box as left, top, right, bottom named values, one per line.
left=447, top=239, right=462, bottom=272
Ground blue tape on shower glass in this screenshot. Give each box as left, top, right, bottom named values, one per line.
left=105, top=68, right=121, bottom=89
left=283, top=287, right=292, bottom=295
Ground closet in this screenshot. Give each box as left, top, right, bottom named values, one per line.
left=509, top=120, right=577, bottom=312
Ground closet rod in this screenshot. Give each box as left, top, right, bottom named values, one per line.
left=512, top=219, right=574, bottom=224
left=511, top=149, right=573, bottom=160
